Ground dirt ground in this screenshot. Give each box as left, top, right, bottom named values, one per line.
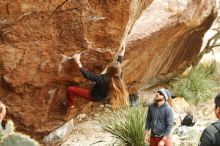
left=61, top=119, right=116, bottom=146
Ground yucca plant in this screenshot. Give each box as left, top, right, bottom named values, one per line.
left=173, top=62, right=216, bottom=104
left=0, top=120, right=39, bottom=146
left=101, top=106, right=147, bottom=146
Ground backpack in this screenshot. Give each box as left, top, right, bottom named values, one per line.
left=181, top=114, right=196, bottom=127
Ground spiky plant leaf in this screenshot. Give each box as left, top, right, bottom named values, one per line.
left=173, top=62, right=216, bottom=105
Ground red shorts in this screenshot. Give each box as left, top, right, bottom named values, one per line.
left=66, top=86, right=93, bottom=107
left=150, top=135, right=172, bottom=146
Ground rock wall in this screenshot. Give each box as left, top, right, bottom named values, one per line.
left=124, top=0, right=217, bottom=92
left=0, top=0, right=217, bottom=139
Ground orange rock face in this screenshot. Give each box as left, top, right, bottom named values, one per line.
left=0, top=0, right=217, bottom=139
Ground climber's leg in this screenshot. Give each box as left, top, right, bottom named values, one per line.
left=66, top=86, right=93, bottom=108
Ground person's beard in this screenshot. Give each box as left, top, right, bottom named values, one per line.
left=154, top=98, right=164, bottom=104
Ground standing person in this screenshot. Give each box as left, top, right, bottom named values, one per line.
left=144, top=88, right=174, bottom=146
left=199, top=93, right=220, bottom=146
left=66, top=46, right=129, bottom=109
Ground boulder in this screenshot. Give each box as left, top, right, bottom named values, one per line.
left=0, top=0, right=217, bottom=139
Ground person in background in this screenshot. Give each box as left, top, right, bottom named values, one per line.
left=199, top=93, right=220, bottom=146
left=145, top=88, right=174, bottom=146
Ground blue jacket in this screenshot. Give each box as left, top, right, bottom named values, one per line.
left=145, top=102, right=174, bottom=136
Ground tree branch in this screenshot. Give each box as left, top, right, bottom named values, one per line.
left=211, top=44, right=220, bottom=48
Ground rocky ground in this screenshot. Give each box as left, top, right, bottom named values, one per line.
left=60, top=105, right=116, bottom=146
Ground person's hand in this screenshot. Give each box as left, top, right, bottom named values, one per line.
left=158, top=139, right=165, bottom=146
left=144, top=134, right=149, bottom=144
left=73, top=53, right=81, bottom=63
left=72, top=53, right=82, bottom=67
left=0, top=104, right=6, bottom=123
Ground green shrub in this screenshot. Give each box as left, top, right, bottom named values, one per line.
left=101, top=106, right=147, bottom=146
left=173, top=62, right=216, bottom=104
left=213, top=61, right=220, bottom=84
left=0, top=120, right=39, bottom=146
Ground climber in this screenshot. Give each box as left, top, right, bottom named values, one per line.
left=66, top=45, right=129, bottom=110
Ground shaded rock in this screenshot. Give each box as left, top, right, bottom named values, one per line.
left=43, top=119, right=74, bottom=143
